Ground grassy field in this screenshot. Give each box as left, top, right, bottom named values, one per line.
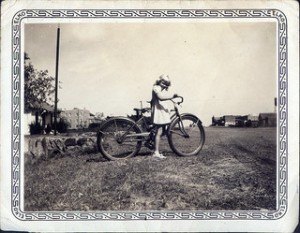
left=24, top=127, right=277, bottom=211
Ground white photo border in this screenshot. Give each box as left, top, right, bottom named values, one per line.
left=12, top=9, right=287, bottom=221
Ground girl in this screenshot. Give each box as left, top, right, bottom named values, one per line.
left=147, top=74, right=178, bottom=158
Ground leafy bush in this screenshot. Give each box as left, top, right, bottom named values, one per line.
left=44, top=124, right=52, bottom=134
left=88, top=122, right=103, bottom=131
left=29, top=122, right=43, bottom=135
left=57, top=118, right=70, bottom=133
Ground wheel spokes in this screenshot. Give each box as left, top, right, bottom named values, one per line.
left=169, top=117, right=204, bottom=156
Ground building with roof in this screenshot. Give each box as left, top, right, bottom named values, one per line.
left=24, top=102, right=61, bottom=134
left=258, top=113, right=277, bottom=127
left=211, top=114, right=260, bottom=127
left=60, top=108, right=91, bottom=129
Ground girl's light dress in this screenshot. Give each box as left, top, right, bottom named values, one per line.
left=151, top=85, right=171, bottom=125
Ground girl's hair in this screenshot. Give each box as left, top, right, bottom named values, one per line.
left=155, top=79, right=162, bottom=85
left=155, top=74, right=171, bottom=86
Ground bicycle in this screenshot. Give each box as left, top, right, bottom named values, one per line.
left=97, top=96, right=205, bottom=160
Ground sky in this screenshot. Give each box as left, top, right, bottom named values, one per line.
left=24, top=21, right=277, bottom=126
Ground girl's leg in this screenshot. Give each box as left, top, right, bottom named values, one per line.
left=154, top=127, right=163, bottom=154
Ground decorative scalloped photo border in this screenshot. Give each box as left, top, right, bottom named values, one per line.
left=11, top=9, right=287, bottom=221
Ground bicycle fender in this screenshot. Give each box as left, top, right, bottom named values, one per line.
left=99, top=116, right=143, bottom=132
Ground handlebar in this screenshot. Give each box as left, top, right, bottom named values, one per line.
left=171, top=95, right=184, bottom=105
left=134, top=96, right=184, bottom=115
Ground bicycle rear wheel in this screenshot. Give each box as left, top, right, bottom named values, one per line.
left=168, top=114, right=205, bottom=156
left=97, top=118, right=142, bottom=160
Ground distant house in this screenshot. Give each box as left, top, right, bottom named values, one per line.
left=211, top=114, right=260, bottom=127
left=224, top=115, right=237, bottom=127
left=247, top=114, right=259, bottom=127
left=40, top=103, right=56, bottom=128
left=235, top=114, right=259, bottom=127
left=60, top=108, right=91, bottom=129
left=88, top=112, right=105, bottom=130
left=235, top=115, right=248, bottom=127
left=211, top=116, right=225, bottom=126
left=259, top=113, right=277, bottom=127
left=24, top=102, right=59, bottom=134
left=211, top=115, right=238, bottom=127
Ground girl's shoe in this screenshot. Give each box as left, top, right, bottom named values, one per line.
left=152, top=151, right=166, bottom=159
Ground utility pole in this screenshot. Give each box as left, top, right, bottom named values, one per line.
left=54, top=26, right=60, bottom=135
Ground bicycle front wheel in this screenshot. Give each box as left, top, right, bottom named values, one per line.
left=168, top=114, right=205, bottom=156
left=97, top=118, right=142, bottom=160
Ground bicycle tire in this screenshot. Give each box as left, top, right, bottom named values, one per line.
left=168, top=114, right=205, bottom=156
left=97, top=118, right=142, bottom=160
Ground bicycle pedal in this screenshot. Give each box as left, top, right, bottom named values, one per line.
left=144, top=141, right=155, bottom=150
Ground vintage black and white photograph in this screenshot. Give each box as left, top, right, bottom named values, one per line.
left=1, top=0, right=299, bottom=232
left=23, top=20, right=278, bottom=211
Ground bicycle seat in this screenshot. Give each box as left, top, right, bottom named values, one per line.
left=133, top=108, right=151, bottom=113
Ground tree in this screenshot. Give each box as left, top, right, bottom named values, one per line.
left=24, top=52, right=56, bottom=131
left=24, top=53, right=55, bottom=114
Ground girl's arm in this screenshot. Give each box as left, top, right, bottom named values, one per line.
left=156, top=90, right=177, bottom=101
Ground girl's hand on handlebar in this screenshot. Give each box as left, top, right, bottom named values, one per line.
left=171, top=94, right=184, bottom=105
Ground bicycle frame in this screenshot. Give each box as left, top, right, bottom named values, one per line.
left=169, top=99, right=190, bottom=138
